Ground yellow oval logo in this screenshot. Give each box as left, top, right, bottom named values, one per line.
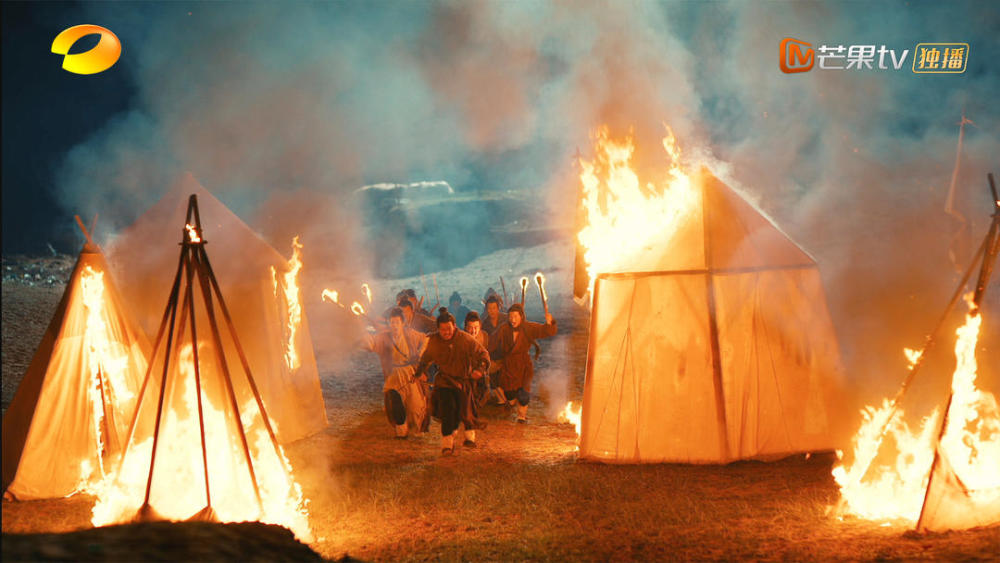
left=51, top=24, right=121, bottom=75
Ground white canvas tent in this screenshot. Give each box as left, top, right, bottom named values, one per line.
left=3, top=232, right=148, bottom=499
left=580, top=169, right=844, bottom=463
left=107, top=174, right=326, bottom=444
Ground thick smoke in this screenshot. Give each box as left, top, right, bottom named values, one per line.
left=56, top=1, right=999, bottom=435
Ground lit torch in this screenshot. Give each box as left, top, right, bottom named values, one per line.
left=535, top=272, right=549, bottom=316
left=361, top=283, right=373, bottom=305
left=520, top=276, right=528, bottom=306
left=321, top=289, right=344, bottom=307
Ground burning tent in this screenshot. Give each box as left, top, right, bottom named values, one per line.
left=2, top=219, right=148, bottom=499
left=834, top=175, right=1000, bottom=532
left=107, top=174, right=326, bottom=443
left=89, top=196, right=310, bottom=538
left=577, top=129, right=843, bottom=463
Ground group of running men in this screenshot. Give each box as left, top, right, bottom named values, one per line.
left=362, top=288, right=557, bottom=455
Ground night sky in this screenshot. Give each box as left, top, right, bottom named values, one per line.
left=3, top=2, right=135, bottom=253
left=2, top=1, right=998, bottom=260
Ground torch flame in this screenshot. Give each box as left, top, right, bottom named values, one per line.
left=185, top=224, right=201, bottom=243
left=534, top=272, right=547, bottom=301
left=270, top=236, right=303, bottom=373
left=361, top=283, right=373, bottom=305
left=833, top=294, right=1000, bottom=524
left=321, top=289, right=343, bottom=307
left=351, top=302, right=365, bottom=317
left=577, top=125, right=696, bottom=299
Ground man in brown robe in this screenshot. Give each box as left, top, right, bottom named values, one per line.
left=414, top=308, right=491, bottom=455
left=491, top=303, right=557, bottom=424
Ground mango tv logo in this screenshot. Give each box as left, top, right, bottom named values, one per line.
left=780, top=38, right=814, bottom=73
left=51, top=24, right=121, bottom=75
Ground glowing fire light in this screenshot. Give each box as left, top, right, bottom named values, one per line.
left=351, top=302, right=365, bottom=317
left=77, top=266, right=135, bottom=488
left=833, top=295, right=1000, bottom=524
left=558, top=401, right=582, bottom=447
left=321, top=289, right=343, bottom=307
left=361, top=283, right=373, bottom=305
left=534, top=272, right=547, bottom=301
left=271, top=236, right=304, bottom=372
left=87, top=342, right=312, bottom=541
left=904, top=348, right=923, bottom=370
left=185, top=224, right=201, bottom=243
left=577, top=125, right=696, bottom=298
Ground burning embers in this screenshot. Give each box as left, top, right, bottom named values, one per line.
left=577, top=125, right=696, bottom=298
left=272, top=236, right=304, bottom=372
left=833, top=295, right=1000, bottom=525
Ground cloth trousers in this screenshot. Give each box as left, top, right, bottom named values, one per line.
left=384, top=390, right=406, bottom=425
left=435, top=387, right=464, bottom=437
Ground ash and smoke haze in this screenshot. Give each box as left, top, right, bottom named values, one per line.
left=56, top=1, right=999, bottom=409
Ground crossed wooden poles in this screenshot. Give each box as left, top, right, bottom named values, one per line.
left=119, top=195, right=290, bottom=523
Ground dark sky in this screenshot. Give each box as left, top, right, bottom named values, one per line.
left=2, top=1, right=134, bottom=253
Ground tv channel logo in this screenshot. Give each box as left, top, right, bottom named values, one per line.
left=51, top=24, right=121, bottom=75
left=780, top=37, right=814, bottom=73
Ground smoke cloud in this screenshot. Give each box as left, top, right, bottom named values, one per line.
left=55, top=1, right=999, bottom=421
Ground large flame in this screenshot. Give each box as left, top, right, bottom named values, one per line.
left=271, top=236, right=303, bottom=372
left=577, top=125, right=696, bottom=297
left=833, top=296, right=1000, bottom=523
left=77, top=265, right=134, bottom=488
left=87, top=342, right=312, bottom=541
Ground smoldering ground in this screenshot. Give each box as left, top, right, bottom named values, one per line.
left=45, top=1, right=1000, bottom=453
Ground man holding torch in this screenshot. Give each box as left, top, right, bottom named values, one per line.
left=491, top=299, right=557, bottom=425
left=361, top=307, right=429, bottom=439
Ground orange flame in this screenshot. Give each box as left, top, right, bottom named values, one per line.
left=321, top=289, right=343, bottom=307
left=577, top=125, right=696, bottom=298
left=534, top=272, right=547, bottom=301
left=77, top=266, right=136, bottom=488
left=270, top=236, right=304, bottom=372
left=361, top=283, right=373, bottom=305
left=351, top=302, right=365, bottom=317
left=87, top=342, right=312, bottom=541
left=558, top=401, right=582, bottom=448
left=833, top=295, right=1000, bottom=524
left=185, top=224, right=201, bottom=243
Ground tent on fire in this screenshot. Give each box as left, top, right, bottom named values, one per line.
left=107, top=174, right=326, bottom=444
left=2, top=220, right=149, bottom=500
left=580, top=169, right=844, bottom=463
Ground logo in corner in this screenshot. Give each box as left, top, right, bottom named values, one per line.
left=51, top=24, right=121, bottom=75
left=780, top=37, right=814, bottom=73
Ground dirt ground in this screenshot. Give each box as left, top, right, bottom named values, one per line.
left=2, top=263, right=998, bottom=561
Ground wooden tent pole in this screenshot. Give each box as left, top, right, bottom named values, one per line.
left=199, top=248, right=290, bottom=469
left=184, top=255, right=213, bottom=512
left=139, top=246, right=186, bottom=510
left=701, top=175, right=731, bottom=461
left=120, top=247, right=187, bottom=467
left=74, top=215, right=94, bottom=245
left=192, top=246, right=264, bottom=512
